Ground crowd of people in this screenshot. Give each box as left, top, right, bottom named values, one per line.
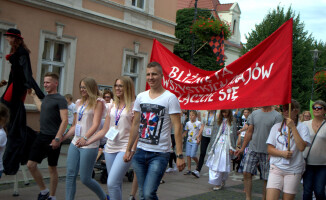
left=0, top=28, right=325, bottom=200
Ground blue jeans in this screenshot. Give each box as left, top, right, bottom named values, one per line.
left=104, top=152, right=132, bottom=200
left=303, top=165, right=326, bottom=200
left=66, top=144, right=106, bottom=200
left=132, top=148, right=170, bottom=200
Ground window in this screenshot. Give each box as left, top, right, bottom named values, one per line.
left=0, top=33, right=3, bottom=79
left=41, top=40, right=66, bottom=92
left=37, top=30, right=77, bottom=96
left=124, top=55, right=140, bottom=92
left=233, top=19, right=236, bottom=35
left=0, top=22, right=17, bottom=94
left=122, top=48, right=148, bottom=94
left=98, top=84, right=113, bottom=93
left=132, top=0, right=145, bottom=9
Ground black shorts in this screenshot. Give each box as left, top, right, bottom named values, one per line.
left=29, top=133, right=62, bottom=166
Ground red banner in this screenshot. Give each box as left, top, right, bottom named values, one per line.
left=150, top=19, right=293, bottom=110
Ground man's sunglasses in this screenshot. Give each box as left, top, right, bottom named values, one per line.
left=312, top=106, right=324, bottom=111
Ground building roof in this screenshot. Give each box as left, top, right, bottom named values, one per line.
left=177, top=0, right=220, bottom=10
left=177, top=0, right=193, bottom=10
left=177, top=0, right=234, bottom=20
left=216, top=3, right=233, bottom=12
left=225, top=40, right=242, bottom=49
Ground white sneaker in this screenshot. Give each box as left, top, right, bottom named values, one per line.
left=165, top=168, right=173, bottom=173
left=173, top=163, right=178, bottom=171
left=191, top=170, right=200, bottom=178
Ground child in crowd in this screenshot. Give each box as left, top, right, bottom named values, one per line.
left=0, top=103, right=9, bottom=179
left=236, top=108, right=252, bottom=172
left=183, top=110, right=202, bottom=175
left=206, top=109, right=237, bottom=190
left=64, top=94, right=76, bottom=135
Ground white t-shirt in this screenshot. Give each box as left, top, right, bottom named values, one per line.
left=133, top=90, right=181, bottom=153
left=67, top=102, right=77, bottom=125
left=267, top=122, right=311, bottom=173
left=0, top=128, right=7, bottom=171
left=185, top=120, right=202, bottom=143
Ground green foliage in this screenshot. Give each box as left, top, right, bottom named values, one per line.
left=191, top=16, right=232, bottom=41
left=241, top=6, right=316, bottom=110
left=174, top=8, right=222, bottom=71
left=313, top=41, right=326, bottom=101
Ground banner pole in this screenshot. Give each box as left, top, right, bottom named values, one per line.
left=287, top=103, right=291, bottom=151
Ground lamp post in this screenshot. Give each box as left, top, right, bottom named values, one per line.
left=310, top=49, right=321, bottom=100
left=190, top=0, right=199, bottom=65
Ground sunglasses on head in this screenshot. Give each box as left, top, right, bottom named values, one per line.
left=313, top=106, right=324, bottom=111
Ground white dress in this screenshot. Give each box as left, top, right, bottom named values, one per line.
left=206, top=119, right=236, bottom=185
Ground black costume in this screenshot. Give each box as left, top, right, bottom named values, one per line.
left=1, top=44, right=44, bottom=175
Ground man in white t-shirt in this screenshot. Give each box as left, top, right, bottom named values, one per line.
left=124, top=62, right=185, bottom=200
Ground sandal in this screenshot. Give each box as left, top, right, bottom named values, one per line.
left=183, top=170, right=191, bottom=175
left=213, top=185, right=222, bottom=191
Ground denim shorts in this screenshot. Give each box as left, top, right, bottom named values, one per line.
left=186, top=142, right=198, bottom=158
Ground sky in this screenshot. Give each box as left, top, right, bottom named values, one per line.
left=226, top=0, right=326, bottom=44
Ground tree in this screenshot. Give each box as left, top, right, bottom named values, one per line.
left=242, top=6, right=316, bottom=110
left=313, top=41, right=326, bottom=101
left=174, top=8, right=222, bottom=71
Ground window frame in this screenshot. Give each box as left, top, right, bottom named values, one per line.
left=0, top=21, right=15, bottom=94
left=40, top=39, right=66, bottom=92
left=131, top=0, right=146, bottom=11
left=121, top=48, right=148, bottom=95
left=0, top=32, right=3, bottom=80
left=37, top=30, right=77, bottom=95
left=233, top=19, right=236, bottom=35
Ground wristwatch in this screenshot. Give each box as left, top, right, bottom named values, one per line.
left=54, top=137, right=60, bottom=142
left=176, top=154, right=184, bottom=159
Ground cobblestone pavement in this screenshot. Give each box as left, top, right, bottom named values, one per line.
left=0, top=144, right=304, bottom=200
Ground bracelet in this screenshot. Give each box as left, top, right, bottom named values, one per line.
left=82, top=136, right=88, bottom=141
left=131, top=149, right=135, bottom=152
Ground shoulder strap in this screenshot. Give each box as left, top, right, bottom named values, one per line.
left=305, top=120, right=326, bottom=160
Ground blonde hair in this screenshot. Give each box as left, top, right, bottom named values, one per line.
left=79, top=77, right=100, bottom=110
left=113, top=76, right=135, bottom=111
left=301, top=110, right=311, bottom=122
